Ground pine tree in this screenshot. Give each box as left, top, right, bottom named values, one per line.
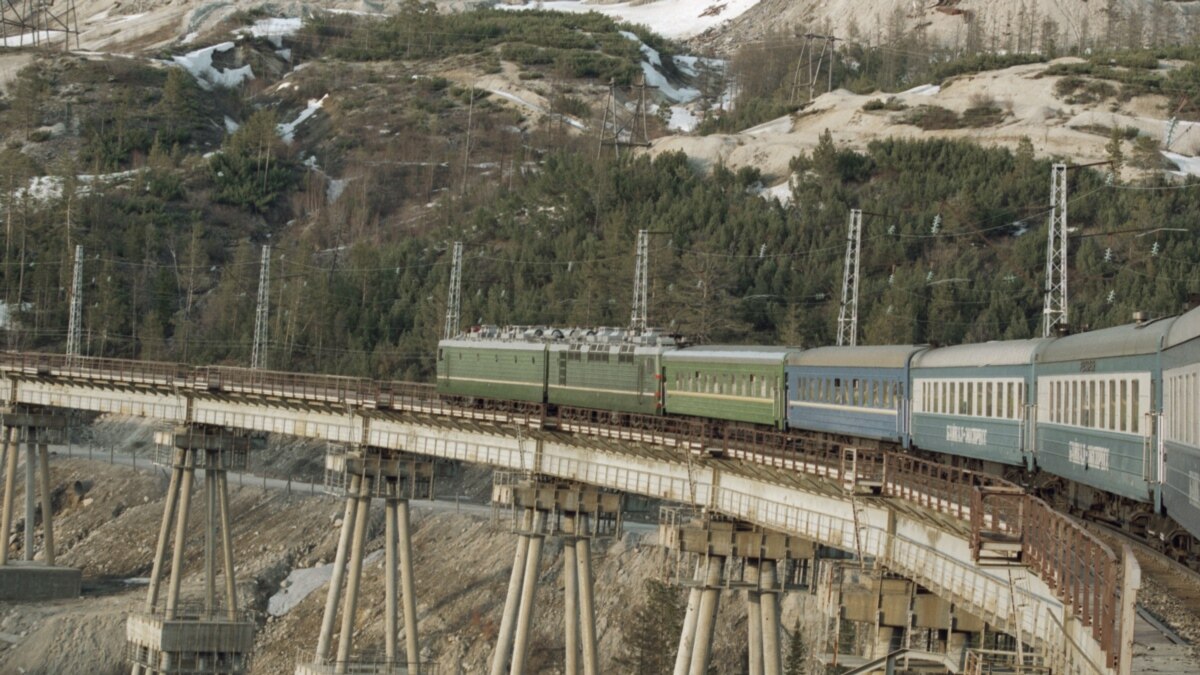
left=785, top=617, right=808, bottom=675
left=1106, top=126, right=1124, bottom=178
left=617, top=579, right=685, bottom=674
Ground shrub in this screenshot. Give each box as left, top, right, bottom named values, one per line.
left=862, top=97, right=906, bottom=112
left=901, top=105, right=961, bottom=130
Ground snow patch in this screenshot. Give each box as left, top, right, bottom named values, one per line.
left=499, top=0, right=763, bottom=40
left=327, top=178, right=350, bottom=204
left=11, top=171, right=141, bottom=203
left=171, top=42, right=254, bottom=90
left=224, top=116, right=240, bottom=133
left=619, top=31, right=699, bottom=103
left=278, top=95, right=329, bottom=143
left=757, top=181, right=793, bottom=206
left=900, top=84, right=942, bottom=97
left=675, top=54, right=725, bottom=78
left=667, top=105, right=699, bottom=132
left=1, top=30, right=61, bottom=47
left=743, top=114, right=793, bottom=136
left=268, top=551, right=383, bottom=617
left=241, top=17, right=303, bottom=48
left=1162, top=150, right=1200, bottom=177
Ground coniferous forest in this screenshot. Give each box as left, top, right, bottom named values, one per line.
left=0, top=6, right=1198, bottom=382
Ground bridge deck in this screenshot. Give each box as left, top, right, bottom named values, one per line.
left=0, top=352, right=1135, bottom=675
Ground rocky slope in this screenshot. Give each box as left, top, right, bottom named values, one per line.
left=699, top=0, right=1200, bottom=53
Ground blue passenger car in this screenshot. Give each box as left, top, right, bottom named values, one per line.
left=1161, top=306, right=1200, bottom=540
left=1034, top=317, right=1178, bottom=504
left=910, top=339, right=1049, bottom=468
left=786, top=346, right=926, bottom=445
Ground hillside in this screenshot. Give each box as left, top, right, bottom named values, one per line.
left=653, top=56, right=1200, bottom=186
left=697, top=0, right=1200, bottom=53
left=0, top=4, right=1197, bottom=375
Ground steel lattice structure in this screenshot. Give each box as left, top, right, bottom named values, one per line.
left=1043, top=164, right=1069, bottom=338
left=837, top=209, right=863, bottom=347
left=443, top=241, right=463, bottom=340
left=65, top=244, right=82, bottom=358
left=251, top=245, right=270, bottom=370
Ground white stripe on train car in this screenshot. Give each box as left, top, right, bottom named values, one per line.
left=787, top=400, right=897, bottom=416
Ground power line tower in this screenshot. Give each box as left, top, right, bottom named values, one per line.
left=443, top=241, right=463, bottom=340
left=790, top=33, right=837, bottom=104
left=598, top=75, right=651, bottom=159
left=836, top=209, right=863, bottom=347
left=251, top=244, right=270, bottom=370
left=1042, top=163, right=1069, bottom=337
left=0, top=0, right=80, bottom=50
left=65, top=244, right=82, bottom=358
left=630, top=229, right=649, bottom=335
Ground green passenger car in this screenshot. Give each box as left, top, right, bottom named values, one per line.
left=663, top=347, right=793, bottom=428
left=547, top=343, right=673, bottom=415
left=436, top=339, right=548, bottom=403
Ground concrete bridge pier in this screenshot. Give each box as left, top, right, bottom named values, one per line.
left=490, top=474, right=621, bottom=675
left=661, top=511, right=813, bottom=675
left=300, top=446, right=433, bottom=675
left=0, top=407, right=79, bottom=600
left=687, top=552, right=726, bottom=675
left=127, top=425, right=257, bottom=675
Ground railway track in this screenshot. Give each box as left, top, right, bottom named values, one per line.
left=1083, top=519, right=1200, bottom=665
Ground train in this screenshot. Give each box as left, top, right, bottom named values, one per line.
left=436, top=307, right=1200, bottom=558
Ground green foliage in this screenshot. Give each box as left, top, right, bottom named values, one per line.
left=961, top=103, right=1006, bottom=128
left=901, top=105, right=961, bottom=130
left=928, top=52, right=1046, bottom=82
left=300, top=3, right=669, bottom=85
left=696, top=99, right=798, bottom=135
left=1165, top=64, right=1200, bottom=121
left=552, top=93, right=590, bottom=119
left=785, top=617, right=808, bottom=675
left=616, top=579, right=685, bottom=674
left=208, top=109, right=297, bottom=212
left=862, top=98, right=907, bottom=112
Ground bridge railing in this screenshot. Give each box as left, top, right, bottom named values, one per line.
left=1024, top=497, right=1120, bottom=669
left=0, top=351, right=189, bottom=385
left=196, top=366, right=382, bottom=407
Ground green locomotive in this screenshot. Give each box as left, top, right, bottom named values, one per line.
left=436, top=327, right=792, bottom=428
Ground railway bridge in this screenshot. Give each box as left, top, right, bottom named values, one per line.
left=0, top=352, right=1140, bottom=675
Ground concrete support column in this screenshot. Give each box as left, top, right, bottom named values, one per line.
left=335, top=477, right=372, bottom=674
left=563, top=515, right=579, bottom=675
left=23, top=429, right=34, bottom=561
left=165, top=449, right=195, bottom=621
left=204, top=457, right=216, bottom=615
left=874, top=626, right=897, bottom=660
left=0, top=426, right=17, bottom=566
left=490, top=509, right=532, bottom=675
left=575, top=526, right=598, bottom=675
left=216, top=470, right=238, bottom=619
left=36, top=439, right=53, bottom=565
left=145, top=448, right=184, bottom=613
left=760, top=560, right=782, bottom=675
left=398, top=498, right=420, bottom=675
left=673, top=561, right=703, bottom=675
left=316, top=474, right=362, bottom=663
left=746, top=561, right=763, bottom=675
left=688, top=555, right=724, bottom=675
left=511, top=510, right=545, bottom=675
left=385, top=496, right=399, bottom=664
